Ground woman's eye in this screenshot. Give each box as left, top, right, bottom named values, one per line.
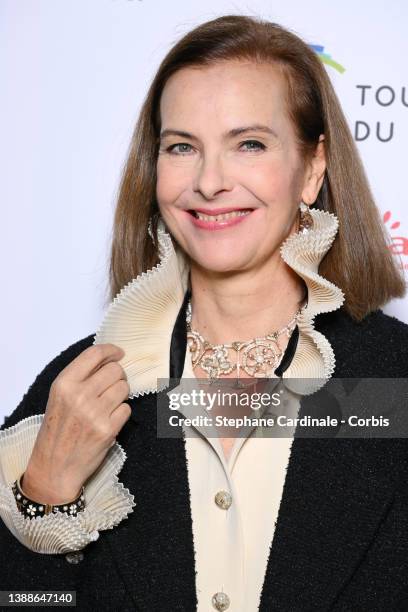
left=239, top=140, right=266, bottom=152
left=167, top=143, right=194, bottom=155
left=165, top=140, right=266, bottom=155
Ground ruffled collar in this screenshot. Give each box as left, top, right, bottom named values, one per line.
left=94, top=209, right=344, bottom=398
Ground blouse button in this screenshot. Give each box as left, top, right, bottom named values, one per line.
left=65, top=551, right=84, bottom=564
left=212, top=591, right=230, bottom=611
left=214, top=490, right=232, bottom=510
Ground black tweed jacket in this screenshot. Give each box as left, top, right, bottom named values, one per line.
left=1, top=292, right=408, bottom=612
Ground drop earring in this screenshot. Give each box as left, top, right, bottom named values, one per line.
left=298, top=201, right=314, bottom=233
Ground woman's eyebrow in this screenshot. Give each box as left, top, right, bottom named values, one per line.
left=159, top=124, right=278, bottom=141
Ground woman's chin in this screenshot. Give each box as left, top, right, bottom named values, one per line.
left=191, top=257, right=251, bottom=275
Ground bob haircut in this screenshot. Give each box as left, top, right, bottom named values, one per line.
left=108, top=14, right=405, bottom=322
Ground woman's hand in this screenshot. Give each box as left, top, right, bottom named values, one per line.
left=21, top=343, right=131, bottom=505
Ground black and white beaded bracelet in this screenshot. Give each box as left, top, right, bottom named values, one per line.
left=12, top=474, right=85, bottom=519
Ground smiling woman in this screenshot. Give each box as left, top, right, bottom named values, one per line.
left=155, top=60, right=325, bottom=344
left=1, top=13, right=408, bottom=612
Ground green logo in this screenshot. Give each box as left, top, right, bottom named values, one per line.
left=310, top=45, right=345, bottom=74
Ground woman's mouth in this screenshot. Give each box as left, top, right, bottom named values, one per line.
left=186, top=208, right=254, bottom=230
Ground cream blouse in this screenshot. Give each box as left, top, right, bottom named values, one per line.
left=0, top=208, right=344, bottom=611
left=169, top=347, right=302, bottom=611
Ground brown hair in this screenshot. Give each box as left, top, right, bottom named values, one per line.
left=108, top=14, right=405, bottom=321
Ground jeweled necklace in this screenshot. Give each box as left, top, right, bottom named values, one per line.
left=186, top=299, right=303, bottom=383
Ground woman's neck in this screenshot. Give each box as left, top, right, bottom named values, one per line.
left=189, top=258, right=306, bottom=345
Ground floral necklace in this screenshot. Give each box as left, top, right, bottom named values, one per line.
left=186, top=299, right=303, bottom=383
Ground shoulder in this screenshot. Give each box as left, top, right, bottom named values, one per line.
left=44, top=333, right=96, bottom=373
left=25, top=333, right=97, bottom=389
left=314, top=307, right=408, bottom=377
left=1, top=334, right=96, bottom=430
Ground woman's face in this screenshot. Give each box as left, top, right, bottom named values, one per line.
left=156, top=60, right=325, bottom=273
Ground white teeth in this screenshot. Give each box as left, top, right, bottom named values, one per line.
left=195, top=210, right=251, bottom=222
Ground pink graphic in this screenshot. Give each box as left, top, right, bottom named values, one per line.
left=383, top=210, right=408, bottom=262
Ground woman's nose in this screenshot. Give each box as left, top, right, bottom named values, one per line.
left=192, top=154, right=233, bottom=199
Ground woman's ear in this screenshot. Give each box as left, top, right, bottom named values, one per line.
left=301, top=135, right=326, bottom=204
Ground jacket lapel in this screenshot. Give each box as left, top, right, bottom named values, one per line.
left=102, top=289, right=198, bottom=610
left=258, top=313, right=405, bottom=610
left=258, top=434, right=404, bottom=609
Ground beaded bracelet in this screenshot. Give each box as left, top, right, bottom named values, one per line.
left=11, top=473, right=85, bottom=519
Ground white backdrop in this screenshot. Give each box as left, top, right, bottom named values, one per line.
left=1, top=0, right=407, bottom=422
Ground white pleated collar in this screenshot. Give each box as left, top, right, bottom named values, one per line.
left=94, top=209, right=345, bottom=398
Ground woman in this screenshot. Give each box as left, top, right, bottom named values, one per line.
left=1, top=14, right=408, bottom=612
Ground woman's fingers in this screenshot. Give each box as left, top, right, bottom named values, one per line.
left=110, top=402, right=132, bottom=436
left=100, top=378, right=131, bottom=416
left=61, top=343, right=125, bottom=382
left=87, top=360, right=128, bottom=398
